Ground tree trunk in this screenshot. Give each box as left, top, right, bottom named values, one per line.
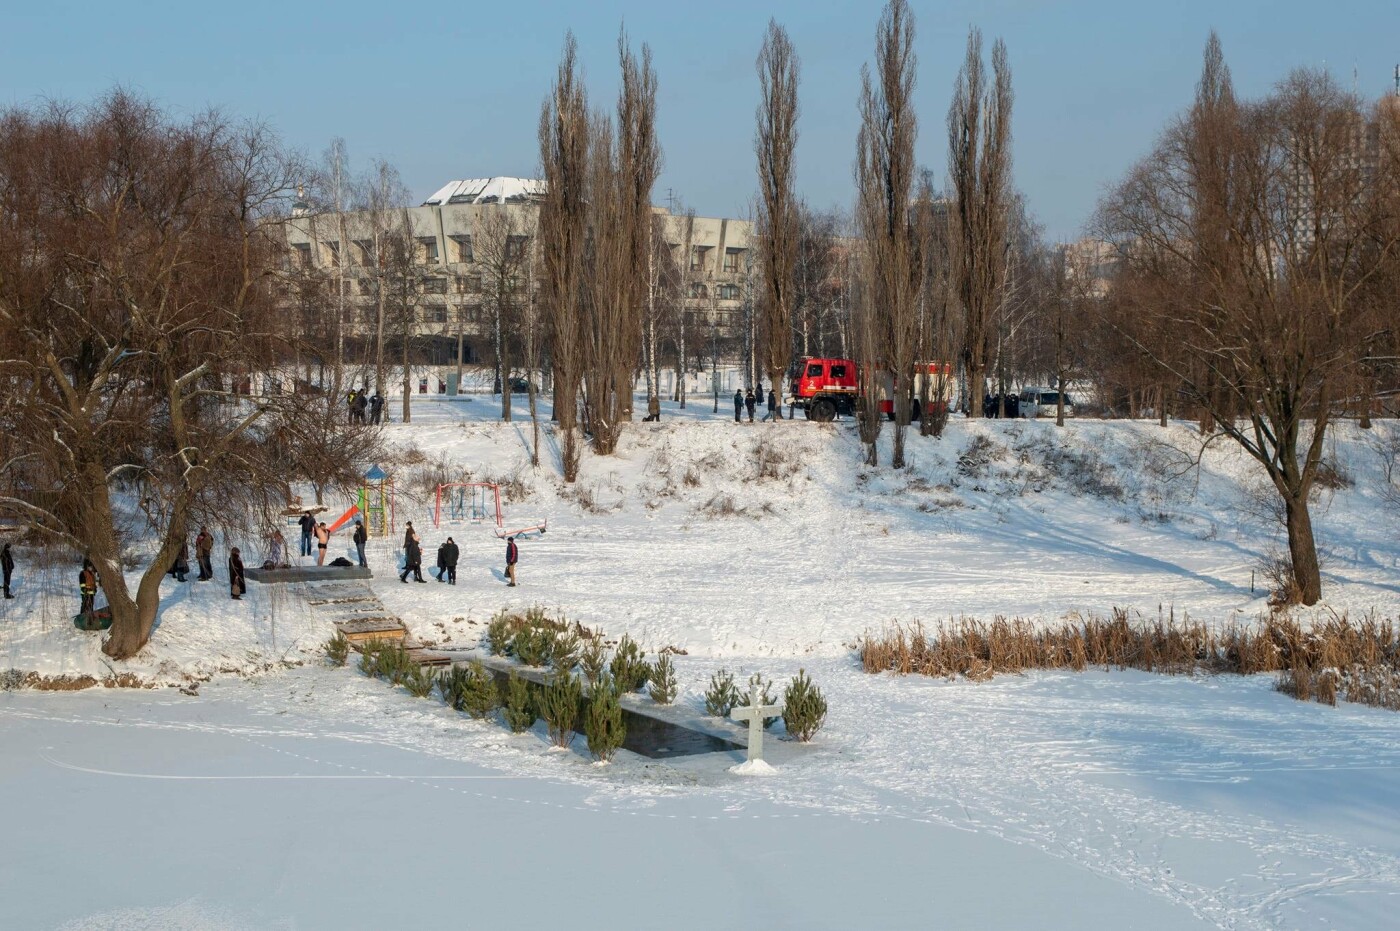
left=1284, top=494, right=1322, bottom=606
left=401, top=334, right=411, bottom=424
left=1056, top=373, right=1066, bottom=427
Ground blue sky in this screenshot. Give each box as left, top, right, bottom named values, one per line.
left=2, top=0, right=1396, bottom=239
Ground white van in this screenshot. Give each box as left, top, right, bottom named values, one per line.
left=1017, top=388, right=1075, bottom=419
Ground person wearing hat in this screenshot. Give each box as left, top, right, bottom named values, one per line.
left=229, top=547, right=246, bottom=600
left=352, top=518, right=368, bottom=568
left=400, top=523, right=425, bottom=583
left=504, top=536, right=519, bottom=587
left=2, top=542, right=15, bottom=599
left=733, top=389, right=743, bottom=423
left=441, top=537, right=459, bottom=585
left=78, top=560, right=98, bottom=616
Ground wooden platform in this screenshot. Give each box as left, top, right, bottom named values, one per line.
left=335, top=617, right=408, bottom=644
left=246, top=566, right=372, bottom=584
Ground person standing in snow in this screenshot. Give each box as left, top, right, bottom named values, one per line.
left=314, top=521, right=330, bottom=566
left=734, top=389, right=744, bottom=423
left=400, top=523, right=425, bottom=583
left=78, top=560, right=98, bottom=616
left=346, top=388, right=358, bottom=425
left=442, top=537, right=459, bottom=585
left=352, top=519, right=367, bottom=568
left=298, top=511, right=315, bottom=557
left=504, top=536, right=519, bottom=587
left=645, top=394, right=661, bottom=422
left=195, top=527, right=215, bottom=582
left=268, top=529, right=286, bottom=567
left=745, top=388, right=757, bottom=423
left=764, top=388, right=777, bottom=422
left=434, top=540, right=448, bottom=582
left=170, top=542, right=189, bottom=583
left=370, top=393, right=384, bottom=425
left=2, top=542, right=15, bottom=598
left=354, top=391, right=368, bottom=423
left=229, top=547, right=246, bottom=600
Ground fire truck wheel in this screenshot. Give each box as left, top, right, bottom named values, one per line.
left=811, top=399, right=836, bottom=422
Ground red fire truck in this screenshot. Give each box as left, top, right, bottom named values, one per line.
left=790, top=358, right=954, bottom=423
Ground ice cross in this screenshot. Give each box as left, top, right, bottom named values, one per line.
left=730, top=680, right=783, bottom=764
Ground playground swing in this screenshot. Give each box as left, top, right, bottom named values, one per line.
left=434, top=482, right=548, bottom=539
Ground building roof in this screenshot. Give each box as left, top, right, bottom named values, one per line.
left=423, top=177, right=545, bottom=206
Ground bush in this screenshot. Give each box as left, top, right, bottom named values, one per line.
left=437, top=665, right=469, bottom=710
left=324, top=631, right=350, bottom=667
left=503, top=672, right=537, bottom=733
left=461, top=661, right=501, bottom=719
left=782, top=669, right=827, bottom=742
left=734, top=673, right=779, bottom=728
left=358, top=639, right=388, bottom=677
left=585, top=674, right=627, bottom=762
left=378, top=643, right=413, bottom=685
left=512, top=626, right=554, bottom=667
left=540, top=670, right=582, bottom=748
left=551, top=631, right=581, bottom=673
left=402, top=662, right=437, bottom=698
left=704, top=668, right=739, bottom=717
left=580, top=638, right=607, bottom=686
left=486, top=612, right=515, bottom=655
left=610, top=634, right=649, bottom=693
left=649, top=653, right=677, bottom=705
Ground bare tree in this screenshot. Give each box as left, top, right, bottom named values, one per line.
left=949, top=28, right=1014, bottom=419
left=856, top=0, right=919, bottom=467
left=538, top=33, right=590, bottom=481
left=0, top=92, right=301, bottom=658
left=1097, top=34, right=1400, bottom=604
left=474, top=207, right=530, bottom=421
left=755, top=20, right=801, bottom=421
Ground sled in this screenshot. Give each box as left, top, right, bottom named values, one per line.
left=494, top=519, right=547, bottom=540
left=73, top=607, right=113, bottom=632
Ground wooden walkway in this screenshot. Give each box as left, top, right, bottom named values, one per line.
left=302, top=580, right=450, bottom=667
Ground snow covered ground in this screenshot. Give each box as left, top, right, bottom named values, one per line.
left=4, top=395, right=1400, bottom=928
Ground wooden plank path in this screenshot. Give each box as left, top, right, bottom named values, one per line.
left=299, top=580, right=449, bottom=665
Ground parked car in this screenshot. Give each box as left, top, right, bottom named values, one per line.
left=1017, top=388, right=1075, bottom=419
left=508, top=377, right=534, bottom=394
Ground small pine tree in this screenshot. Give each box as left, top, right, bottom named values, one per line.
left=381, top=643, right=412, bottom=685
left=358, top=639, right=386, bottom=677
left=551, top=631, right=581, bottom=672
left=513, top=626, right=554, bottom=667
left=437, top=666, right=468, bottom=710
left=735, top=673, right=779, bottom=728
left=585, top=674, right=627, bottom=762
left=704, top=668, right=739, bottom=717
left=402, top=662, right=437, bottom=698
left=649, top=652, right=677, bottom=705
left=782, top=669, right=827, bottom=742
left=609, top=634, right=650, bottom=693
left=486, top=611, right=515, bottom=655
left=503, top=671, right=537, bottom=733
left=325, top=631, right=350, bottom=666
left=580, top=637, right=607, bottom=686
left=461, top=660, right=501, bottom=719
left=540, top=670, right=582, bottom=748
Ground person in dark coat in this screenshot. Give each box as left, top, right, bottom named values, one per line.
left=195, top=527, right=215, bottom=581
left=645, top=395, right=661, bottom=422
left=434, top=541, right=448, bottom=582
left=505, top=536, right=519, bottom=587
left=79, top=561, right=98, bottom=615
left=354, top=391, right=368, bottom=423
left=733, top=389, right=743, bottom=423
left=400, top=524, right=425, bottom=583
left=298, top=511, right=315, bottom=557
left=370, top=393, right=384, bottom=425
left=229, top=547, right=246, bottom=600
left=2, top=542, right=15, bottom=598
left=352, top=519, right=368, bottom=568
left=764, top=388, right=778, bottom=422
left=442, top=537, right=459, bottom=585
left=170, top=543, right=189, bottom=583
left=744, top=388, right=757, bottom=423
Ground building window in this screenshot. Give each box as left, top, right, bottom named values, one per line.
left=688, top=282, right=708, bottom=299
left=357, top=279, right=375, bottom=297
left=417, top=237, right=439, bottom=264
left=717, top=283, right=740, bottom=300
left=430, top=306, right=448, bottom=324
left=424, top=277, right=448, bottom=295
left=690, top=246, right=710, bottom=272
left=324, top=241, right=341, bottom=268
left=452, top=236, right=473, bottom=262
left=291, top=242, right=312, bottom=268
left=505, top=235, right=529, bottom=260
left=468, top=275, right=483, bottom=293
left=723, top=248, right=743, bottom=272
left=354, top=240, right=375, bottom=266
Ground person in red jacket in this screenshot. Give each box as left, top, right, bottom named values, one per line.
left=505, top=536, right=518, bottom=587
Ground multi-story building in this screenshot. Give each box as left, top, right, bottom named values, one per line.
left=282, top=176, right=755, bottom=364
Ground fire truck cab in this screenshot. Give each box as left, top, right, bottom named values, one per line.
left=790, top=357, right=860, bottom=421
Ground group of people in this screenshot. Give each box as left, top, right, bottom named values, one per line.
left=399, top=521, right=519, bottom=586
left=346, top=388, right=385, bottom=425
left=734, top=387, right=779, bottom=423
left=164, top=526, right=247, bottom=600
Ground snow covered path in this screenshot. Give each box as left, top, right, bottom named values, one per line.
left=6, top=660, right=1400, bottom=929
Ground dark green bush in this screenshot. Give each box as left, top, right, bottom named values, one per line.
left=325, top=631, right=350, bottom=667
left=704, top=668, right=738, bottom=717
left=580, top=638, right=607, bottom=686
left=512, top=626, right=554, bottom=667
left=585, top=674, right=626, bottom=762
left=402, top=662, right=437, bottom=698
left=503, top=671, right=537, bottom=733
left=734, top=673, right=779, bottom=729
left=782, top=669, right=827, bottom=742
left=540, top=670, right=582, bottom=748
left=609, top=634, right=649, bottom=693
left=461, top=660, right=501, bottom=719
left=649, top=653, right=677, bottom=705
